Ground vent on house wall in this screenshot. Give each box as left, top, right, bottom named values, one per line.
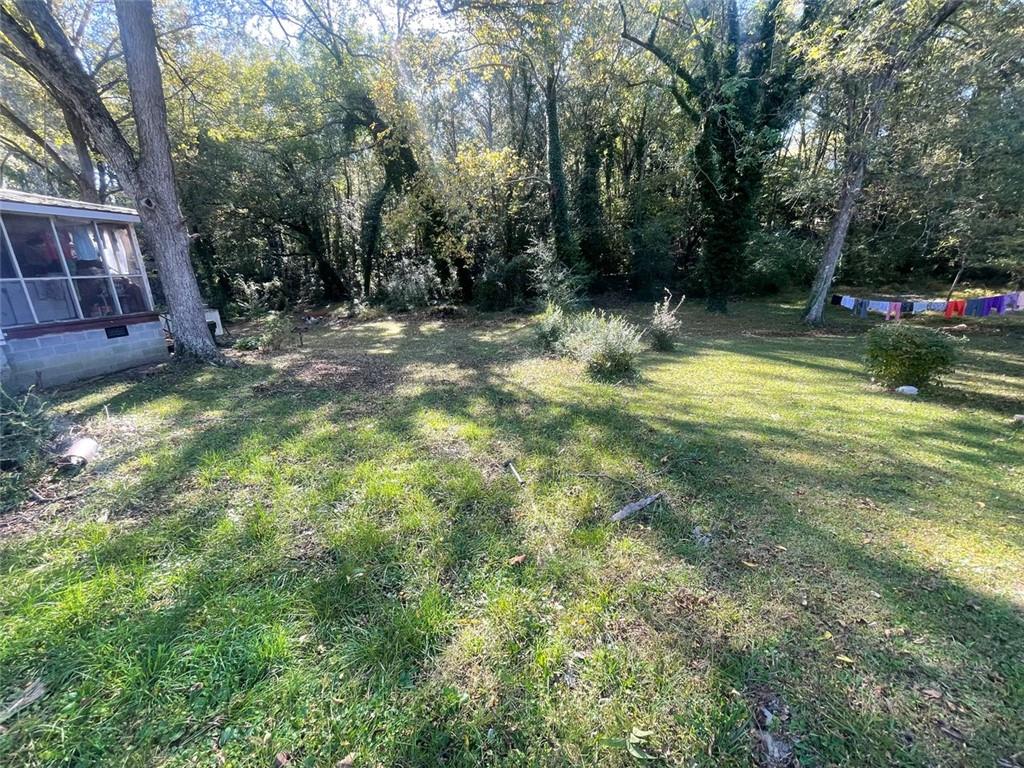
left=105, top=325, right=129, bottom=339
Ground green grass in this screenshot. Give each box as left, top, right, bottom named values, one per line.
left=1, top=297, right=1022, bottom=766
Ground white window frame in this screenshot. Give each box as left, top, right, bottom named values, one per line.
left=0, top=211, right=155, bottom=329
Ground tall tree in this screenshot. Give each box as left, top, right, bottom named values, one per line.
left=621, top=0, right=812, bottom=311
left=443, top=0, right=594, bottom=270
left=802, top=0, right=966, bottom=325
left=0, top=0, right=221, bottom=361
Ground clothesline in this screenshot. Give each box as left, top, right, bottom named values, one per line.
left=831, top=291, right=1024, bottom=320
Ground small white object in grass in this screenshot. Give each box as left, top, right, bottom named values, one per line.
left=1011, top=414, right=1024, bottom=425
left=895, top=386, right=919, bottom=396
left=61, top=437, right=99, bottom=467
left=611, top=492, right=663, bottom=522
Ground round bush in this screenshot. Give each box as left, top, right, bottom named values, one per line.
left=560, top=310, right=644, bottom=379
left=865, top=324, right=958, bottom=388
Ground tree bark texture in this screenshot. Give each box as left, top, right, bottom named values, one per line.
left=803, top=152, right=866, bottom=324
left=114, top=0, right=220, bottom=360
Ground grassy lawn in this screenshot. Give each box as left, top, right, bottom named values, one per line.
left=1, top=298, right=1022, bottom=767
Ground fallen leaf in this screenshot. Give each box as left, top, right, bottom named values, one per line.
left=835, top=654, right=855, bottom=665
left=922, top=688, right=942, bottom=700
left=741, top=561, right=758, bottom=569
left=273, top=752, right=291, bottom=768
left=507, top=554, right=527, bottom=566
left=336, top=753, right=356, bottom=768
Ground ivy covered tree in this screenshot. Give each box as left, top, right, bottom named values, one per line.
left=620, top=0, right=814, bottom=311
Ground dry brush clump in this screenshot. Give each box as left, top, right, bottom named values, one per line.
left=648, top=290, right=685, bottom=351
left=537, top=307, right=645, bottom=379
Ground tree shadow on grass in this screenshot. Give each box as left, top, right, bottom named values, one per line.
left=2, top=308, right=1022, bottom=766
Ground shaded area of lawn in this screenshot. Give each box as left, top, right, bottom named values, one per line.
left=1, top=300, right=1022, bottom=766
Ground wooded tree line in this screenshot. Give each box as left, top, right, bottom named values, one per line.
left=2, top=0, right=1021, bottom=329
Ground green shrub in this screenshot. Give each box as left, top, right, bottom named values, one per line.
left=648, top=290, right=684, bottom=351
left=382, top=257, right=443, bottom=311
left=535, top=302, right=567, bottom=350
left=865, top=324, right=958, bottom=388
left=236, top=311, right=293, bottom=352
left=560, top=310, right=644, bottom=379
left=529, top=239, right=585, bottom=308
left=743, top=231, right=816, bottom=295
left=475, top=252, right=533, bottom=311
left=230, top=276, right=286, bottom=318
left=1, top=387, right=51, bottom=511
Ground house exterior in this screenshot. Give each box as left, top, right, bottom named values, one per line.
left=0, top=190, right=168, bottom=391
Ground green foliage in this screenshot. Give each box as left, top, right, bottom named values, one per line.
left=236, top=312, right=293, bottom=353
left=529, top=239, right=585, bottom=309
left=865, top=324, right=959, bottom=388
left=743, top=231, right=817, bottom=295
left=475, top=252, right=533, bottom=311
left=648, top=290, right=684, bottom=351
left=381, top=257, right=444, bottom=311
left=229, top=277, right=286, bottom=320
left=559, top=310, right=644, bottom=379
left=0, top=387, right=51, bottom=510
left=534, top=302, right=567, bottom=350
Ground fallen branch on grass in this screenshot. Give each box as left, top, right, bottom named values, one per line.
left=611, top=492, right=664, bottom=522
left=0, top=679, right=46, bottom=725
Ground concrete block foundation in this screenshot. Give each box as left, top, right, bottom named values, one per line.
left=1, top=319, right=168, bottom=391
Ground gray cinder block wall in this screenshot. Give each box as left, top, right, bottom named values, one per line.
left=1, top=320, right=168, bottom=391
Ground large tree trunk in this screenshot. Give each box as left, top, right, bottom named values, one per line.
left=576, top=131, right=609, bottom=273
left=359, top=182, right=389, bottom=296
left=0, top=1, right=223, bottom=362
left=114, top=1, right=221, bottom=360
left=543, top=71, right=576, bottom=267
left=803, top=151, right=867, bottom=325
left=61, top=106, right=98, bottom=202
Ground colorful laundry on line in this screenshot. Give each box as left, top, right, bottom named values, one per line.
left=829, top=291, right=1024, bottom=320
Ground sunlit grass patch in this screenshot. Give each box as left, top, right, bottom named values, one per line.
left=1, top=301, right=1022, bottom=766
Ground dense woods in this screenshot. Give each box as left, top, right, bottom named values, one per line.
left=2, top=0, right=1021, bottom=321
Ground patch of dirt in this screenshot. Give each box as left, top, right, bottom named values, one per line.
left=251, top=355, right=399, bottom=397
left=0, top=476, right=90, bottom=540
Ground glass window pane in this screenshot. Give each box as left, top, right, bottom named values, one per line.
left=25, top=279, right=77, bottom=322
left=98, top=224, right=142, bottom=274
left=73, top=278, right=118, bottom=318
left=112, top=275, right=149, bottom=314
left=55, top=219, right=107, bottom=276
left=1, top=281, right=34, bottom=326
left=3, top=214, right=65, bottom=277
left=1, top=229, right=18, bottom=279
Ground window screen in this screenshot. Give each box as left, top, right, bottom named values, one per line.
left=55, top=220, right=107, bottom=277
left=4, top=214, right=65, bottom=277
left=0, top=213, right=152, bottom=329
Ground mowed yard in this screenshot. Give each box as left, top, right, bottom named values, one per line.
left=1, top=299, right=1022, bottom=767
